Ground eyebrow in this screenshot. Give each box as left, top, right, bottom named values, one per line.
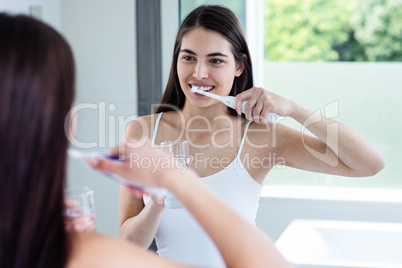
left=180, top=49, right=228, bottom=57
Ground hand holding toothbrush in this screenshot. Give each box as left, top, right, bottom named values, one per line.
left=68, top=145, right=166, bottom=197
left=87, top=139, right=193, bottom=195
left=103, top=145, right=164, bottom=207
left=234, top=87, right=295, bottom=124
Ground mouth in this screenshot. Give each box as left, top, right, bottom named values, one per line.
left=190, top=84, right=215, bottom=93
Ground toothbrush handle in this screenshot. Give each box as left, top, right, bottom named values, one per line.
left=240, top=101, right=277, bottom=123
left=103, top=172, right=166, bottom=196
left=98, top=154, right=166, bottom=196
left=69, top=150, right=166, bottom=196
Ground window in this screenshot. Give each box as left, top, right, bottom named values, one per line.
left=265, top=0, right=402, bottom=62
left=263, top=0, right=401, bottom=189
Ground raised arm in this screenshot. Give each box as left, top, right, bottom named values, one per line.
left=280, top=102, right=384, bottom=176
left=235, top=87, right=385, bottom=177
left=89, top=139, right=291, bottom=268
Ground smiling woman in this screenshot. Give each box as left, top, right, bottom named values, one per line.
left=121, top=4, right=384, bottom=268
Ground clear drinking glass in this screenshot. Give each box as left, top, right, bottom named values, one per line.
left=160, top=140, right=190, bottom=208
left=64, top=186, right=96, bottom=232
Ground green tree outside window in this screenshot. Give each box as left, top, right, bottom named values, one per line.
left=265, top=0, right=402, bottom=62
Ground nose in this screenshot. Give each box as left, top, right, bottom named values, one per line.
left=193, top=62, right=208, bottom=80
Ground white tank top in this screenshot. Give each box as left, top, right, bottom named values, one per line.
left=148, top=112, right=263, bottom=268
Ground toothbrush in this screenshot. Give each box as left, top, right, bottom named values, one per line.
left=68, top=149, right=166, bottom=196
left=191, top=86, right=277, bottom=123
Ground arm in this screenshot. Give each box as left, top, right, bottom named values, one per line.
left=280, top=103, right=384, bottom=176
left=68, top=232, right=191, bottom=268
left=119, top=186, right=164, bottom=248
left=236, top=87, right=385, bottom=177
left=89, top=140, right=291, bottom=268
left=118, top=117, right=165, bottom=248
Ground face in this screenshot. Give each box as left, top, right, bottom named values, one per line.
left=177, top=27, right=244, bottom=108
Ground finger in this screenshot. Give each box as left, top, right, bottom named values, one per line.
left=150, top=194, right=165, bottom=207
left=245, top=88, right=265, bottom=120
left=125, top=185, right=144, bottom=197
left=234, top=96, right=242, bottom=115
left=256, top=96, right=275, bottom=124
left=74, top=220, right=87, bottom=232
left=188, top=155, right=194, bottom=165
left=252, top=100, right=265, bottom=124
left=260, top=101, right=275, bottom=124
left=244, top=93, right=261, bottom=121
left=235, top=90, right=254, bottom=115
left=64, top=199, right=78, bottom=209
left=87, top=157, right=125, bottom=176
left=251, top=88, right=272, bottom=123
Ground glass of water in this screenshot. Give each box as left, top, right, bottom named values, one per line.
left=64, top=186, right=96, bottom=232
left=160, top=140, right=190, bottom=208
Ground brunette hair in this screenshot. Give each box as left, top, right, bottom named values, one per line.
left=156, top=5, right=253, bottom=115
left=0, top=13, right=75, bottom=268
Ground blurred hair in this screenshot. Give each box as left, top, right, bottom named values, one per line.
left=0, top=13, right=75, bottom=268
left=156, top=5, right=253, bottom=115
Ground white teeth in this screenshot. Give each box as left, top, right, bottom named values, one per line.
left=191, top=85, right=213, bottom=92
left=199, top=86, right=213, bottom=92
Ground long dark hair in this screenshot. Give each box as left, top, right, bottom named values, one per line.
left=0, top=13, right=75, bottom=268
left=156, top=5, right=253, bottom=115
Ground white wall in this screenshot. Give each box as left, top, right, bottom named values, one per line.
left=0, top=0, right=61, bottom=30
left=61, top=0, right=136, bottom=237
left=161, top=0, right=179, bottom=90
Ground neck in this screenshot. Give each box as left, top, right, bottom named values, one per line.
left=182, top=101, right=231, bottom=122
left=179, top=102, right=243, bottom=137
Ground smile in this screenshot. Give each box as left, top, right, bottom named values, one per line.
left=190, top=84, right=215, bottom=92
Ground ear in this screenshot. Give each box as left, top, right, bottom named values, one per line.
left=235, top=54, right=247, bottom=77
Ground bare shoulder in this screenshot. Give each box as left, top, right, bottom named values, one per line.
left=67, top=232, right=184, bottom=268
left=66, top=232, right=137, bottom=268
left=156, top=110, right=184, bottom=128
left=149, top=111, right=185, bottom=143
left=125, top=113, right=163, bottom=140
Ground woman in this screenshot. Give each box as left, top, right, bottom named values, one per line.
left=0, top=13, right=290, bottom=268
left=121, top=4, right=385, bottom=267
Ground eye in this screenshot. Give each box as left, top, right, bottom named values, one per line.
left=183, top=55, right=195, bottom=61
left=210, top=58, right=223, bottom=64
